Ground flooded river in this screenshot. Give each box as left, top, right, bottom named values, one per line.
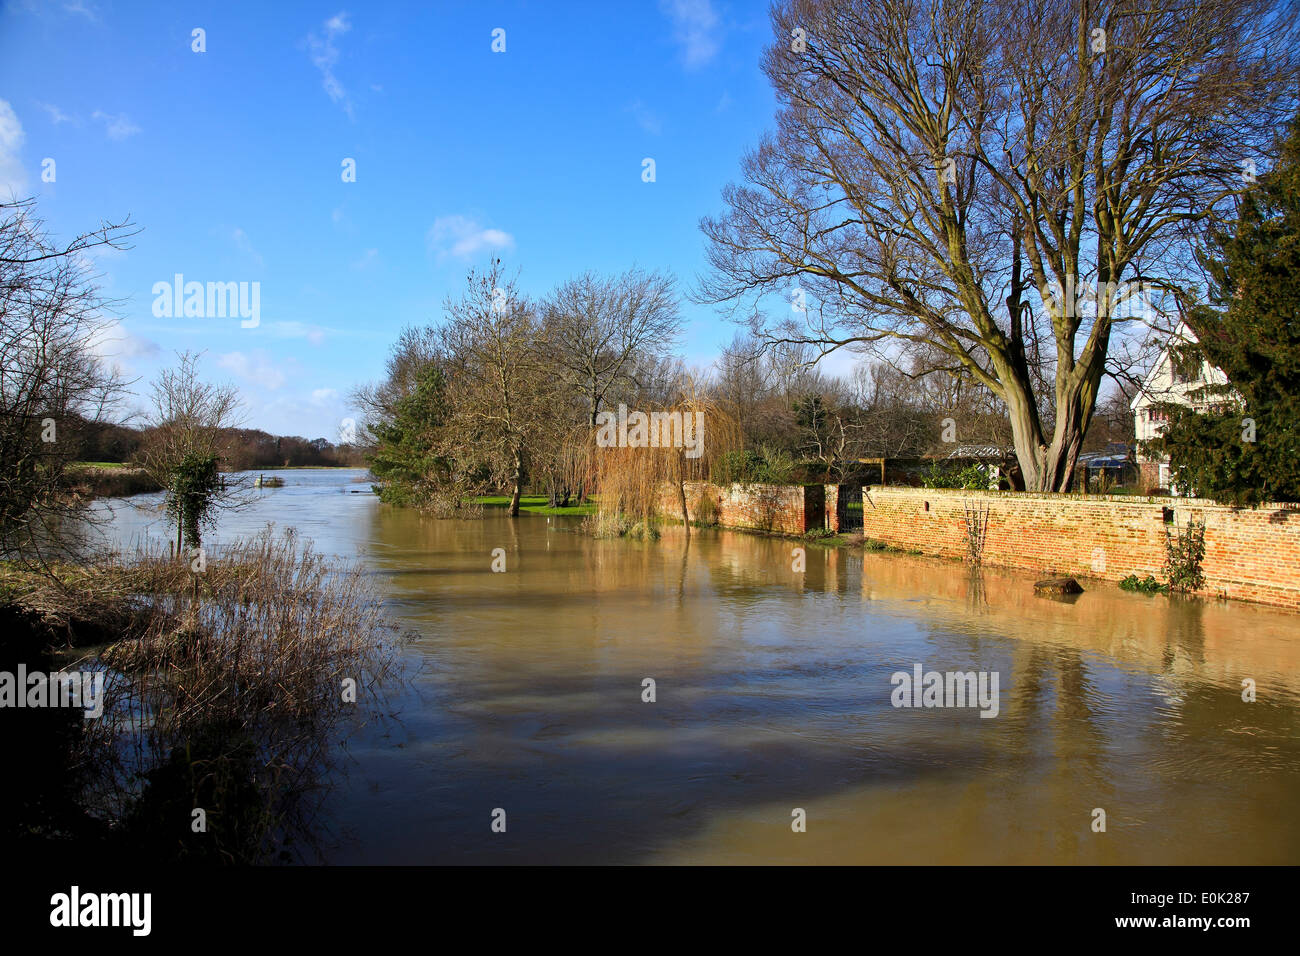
left=95, top=468, right=1300, bottom=864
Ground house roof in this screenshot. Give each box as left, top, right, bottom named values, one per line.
left=1130, top=320, right=1232, bottom=411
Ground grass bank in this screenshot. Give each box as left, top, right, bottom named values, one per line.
left=473, top=494, right=597, bottom=516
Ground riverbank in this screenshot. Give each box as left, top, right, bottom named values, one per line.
left=2, top=531, right=397, bottom=863
left=65, top=463, right=161, bottom=498
left=473, top=494, right=596, bottom=516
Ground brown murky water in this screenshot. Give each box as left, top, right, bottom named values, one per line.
left=98, top=469, right=1300, bottom=864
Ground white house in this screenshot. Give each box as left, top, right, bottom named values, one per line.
left=1130, top=321, right=1235, bottom=492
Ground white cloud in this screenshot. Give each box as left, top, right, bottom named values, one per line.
left=89, top=321, right=159, bottom=361
left=87, top=321, right=158, bottom=379
left=267, top=321, right=327, bottom=346
left=0, top=100, right=27, bottom=198
left=64, top=0, right=98, bottom=21
left=661, top=0, right=720, bottom=69
left=307, top=11, right=353, bottom=117
left=38, top=102, right=74, bottom=125
left=427, top=215, right=514, bottom=260
left=311, top=388, right=338, bottom=404
left=217, top=350, right=287, bottom=391
left=92, top=110, right=141, bottom=140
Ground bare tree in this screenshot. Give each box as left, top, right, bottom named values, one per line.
left=542, top=268, right=683, bottom=428
left=698, top=0, right=1300, bottom=490
left=139, top=351, right=246, bottom=553
left=438, top=261, right=555, bottom=516
left=0, top=198, right=135, bottom=559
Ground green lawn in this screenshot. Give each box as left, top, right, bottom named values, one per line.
left=72, top=461, right=130, bottom=469
left=473, top=494, right=597, bottom=516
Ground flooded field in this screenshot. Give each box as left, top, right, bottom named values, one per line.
left=96, top=469, right=1300, bottom=864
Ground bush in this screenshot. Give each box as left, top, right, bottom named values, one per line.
left=1119, top=573, right=1168, bottom=594
left=581, top=513, right=660, bottom=540
left=709, top=446, right=796, bottom=486
left=920, top=461, right=990, bottom=490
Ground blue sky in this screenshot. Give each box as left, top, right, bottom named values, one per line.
left=0, top=0, right=788, bottom=440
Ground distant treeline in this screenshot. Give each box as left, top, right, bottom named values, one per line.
left=75, top=419, right=366, bottom=470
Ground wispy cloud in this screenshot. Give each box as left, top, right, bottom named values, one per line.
left=63, top=0, right=98, bottom=21
left=267, top=321, right=327, bottom=346
left=89, top=321, right=158, bottom=360
left=38, top=102, right=74, bottom=125
left=306, top=11, right=353, bottom=118
left=660, top=0, right=721, bottom=70
left=427, top=215, right=514, bottom=260
left=0, top=101, right=27, bottom=198
left=351, top=247, right=379, bottom=270
left=88, top=321, right=159, bottom=379
left=218, top=350, right=287, bottom=391
left=627, top=99, right=663, bottom=135
left=92, top=110, right=141, bottom=140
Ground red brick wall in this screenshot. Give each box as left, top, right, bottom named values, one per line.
left=860, top=486, right=1300, bottom=610
left=824, top=484, right=840, bottom=533
left=662, top=481, right=821, bottom=535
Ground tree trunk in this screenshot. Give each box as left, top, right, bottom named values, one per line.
left=508, top=452, right=523, bottom=517
left=677, top=451, right=690, bottom=537
left=1000, top=352, right=1101, bottom=494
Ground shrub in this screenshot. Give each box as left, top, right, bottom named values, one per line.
left=709, top=446, right=796, bottom=486
left=1164, top=518, right=1207, bottom=592
left=921, top=461, right=990, bottom=490
left=581, top=513, right=660, bottom=540
left=1119, top=573, right=1168, bottom=594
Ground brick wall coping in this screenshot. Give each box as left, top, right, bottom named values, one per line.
left=865, top=485, right=1300, bottom=512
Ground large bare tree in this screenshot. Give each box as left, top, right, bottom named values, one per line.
left=542, top=268, right=683, bottom=428
left=698, top=0, right=1299, bottom=490
left=438, top=261, right=555, bottom=516
left=0, top=198, right=136, bottom=558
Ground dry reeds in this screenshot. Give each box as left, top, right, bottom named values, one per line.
left=66, top=526, right=401, bottom=862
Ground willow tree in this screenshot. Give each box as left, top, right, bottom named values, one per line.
left=698, top=0, right=1299, bottom=491
left=581, top=386, right=740, bottom=536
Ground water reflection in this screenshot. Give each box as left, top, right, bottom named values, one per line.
left=93, top=469, right=1300, bottom=864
